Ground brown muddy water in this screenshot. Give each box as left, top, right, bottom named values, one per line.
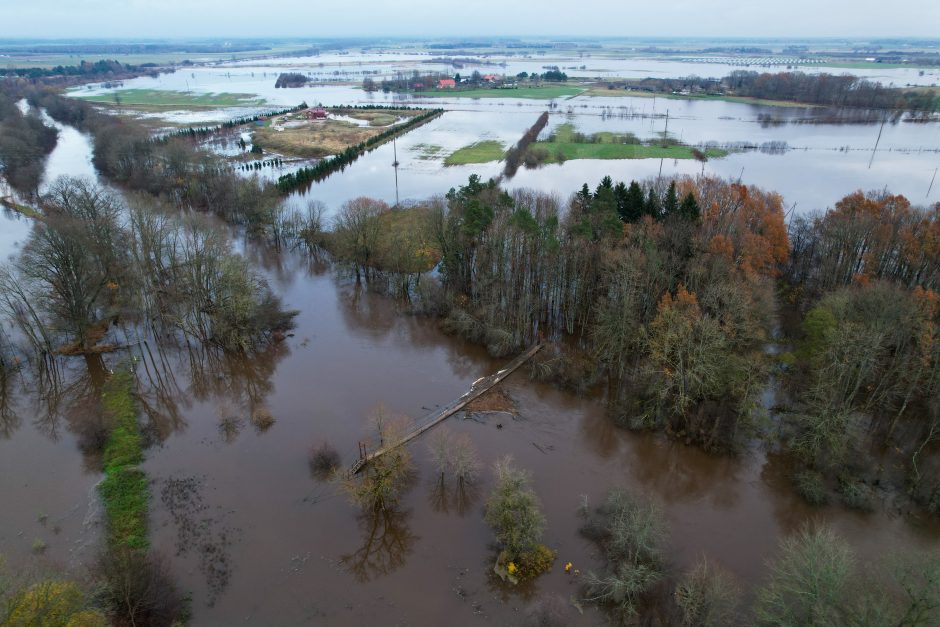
left=1, top=118, right=939, bottom=626
left=2, top=238, right=939, bottom=625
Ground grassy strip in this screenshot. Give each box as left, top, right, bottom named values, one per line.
left=414, top=85, right=583, bottom=100
left=539, top=142, right=728, bottom=161
left=77, top=88, right=266, bottom=108
left=99, top=370, right=148, bottom=551
left=0, top=197, right=42, bottom=219
left=445, top=140, right=505, bottom=165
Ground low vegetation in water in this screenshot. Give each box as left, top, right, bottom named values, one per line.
left=527, top=122, right=728, bottom=164
left=444, top=140, right=505, bottom=165
left=580, top=489, right=669, bottom=620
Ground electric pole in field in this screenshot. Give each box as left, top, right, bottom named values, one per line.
left=392, top=137, right=400, bottom=207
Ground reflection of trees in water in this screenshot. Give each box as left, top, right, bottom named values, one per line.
left=340, top=507, right=418, bottom=583
left=337, top=280, right=494, bottom=381
left=337, top=283, right=398, bottom=341
left=427, top=476, right=480, bottom=517
left=132, top=336, right=288, bottom=444
left=0, top=366, right=20, bottom=439
left=0, top=312, right=289, bottom=451
left=622, top=433, right=744, bottom=509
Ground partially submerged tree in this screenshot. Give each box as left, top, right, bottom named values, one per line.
left=580, top=489, right=668, bottom=621
left=343, top=406, right=415, bottom=512
left=484, top=457, right=553, bottom=582
left=674, top=558, right=741, bottom=626
left=754, top=525, right=854, bottom=626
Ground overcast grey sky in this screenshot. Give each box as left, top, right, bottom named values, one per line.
left=1, top=0, right=937, bottom=39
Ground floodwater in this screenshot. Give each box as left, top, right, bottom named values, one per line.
left=1, top=85, right=938, bottom=624
left=69, top=51, right=940, bottom=216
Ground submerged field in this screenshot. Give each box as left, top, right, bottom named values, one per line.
left=76, top=88, right=267, bottom=108
left=416, top=85, right=584, bottom=99
left=444, top=140, right=505, bottom=165
left=253, top=108, right=422, bottom=158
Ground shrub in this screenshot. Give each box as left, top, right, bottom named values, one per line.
left=94, top=550, right=189, bottom=627
left=794, top=469, right=828, bottom=506
left=674, top=558, right=741, bottom=626
left=309, top=442, right=341, bottom=480
left=754, top=525, right=854, bottom=626
left=251, top=407, right=276, bottom=432
left=1, top=580, right=107, bottom=626
left=515, top=544, right=557, bottom=582
left=838, top=478, right=874, bottom=512
left=484, top=457, right=546, bottom=560
left=580, top=489, right=667, bottom=620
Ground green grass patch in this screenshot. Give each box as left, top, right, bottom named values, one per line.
left=532, top=122, right=728, bottom=163
left=411, top=143, right=445, bottom=160
left=543, top=142, right=727, bottom=161
left=76, top=88, right=266, bottom=109
left=0, top=197, right=41, bottom=219
left=445, top=140, right=506, bottom=165
left=415, top=85, right=583, bottom=100
left=99, top=370, right=148, bottom=551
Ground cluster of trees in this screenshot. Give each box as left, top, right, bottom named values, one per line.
left=727, top=70, right=939, bottom=111
left=377, top=70, right=451, bottom=92
left=275, top=108, right=443, bottom=193
left=327, top=198, right=440, bottom=295
left=0, top=178, right=296, bottom=361
left=578, top=488, right=939, bottom=625
left=303, top=168, right=940, bottom=513
left=0, top=59, right=150, bottom=81
left=274, top=72, right=309, bottom=88
left=503, top=111, right=549, bottom=177
left=418, top=174, right=785, bottom=451
left=610, top=71, right=938, bottom=112
left=0, top=92, right=58, bottom=194
left=783, top=191, right=940, bottom=513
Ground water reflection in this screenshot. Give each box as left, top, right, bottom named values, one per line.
left=0, top=369, right=20, bottom=439
left=340, top=507, right=418, bottom=583
left=133, top=337, right=289, bottom=444
left=427, top=475, right=481, bottom=517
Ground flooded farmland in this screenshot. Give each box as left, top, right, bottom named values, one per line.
left=2, top=45, right=940, bottom=626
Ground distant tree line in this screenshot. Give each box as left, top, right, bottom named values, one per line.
left=502, top=111, right=549, bottom=177
left=0, top=59, right=153, bottom=81
left=274, top=72, right=310, bottom=88
left=610, top=71, right=938, bottom=112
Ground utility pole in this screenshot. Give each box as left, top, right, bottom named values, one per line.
left=662, top=109, right=670, bottom=147
left=928, top=167, right=938, bottom=199
left=392, top=137, right=400, bottom=207
left=868, top=116, right=886, bottom=169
